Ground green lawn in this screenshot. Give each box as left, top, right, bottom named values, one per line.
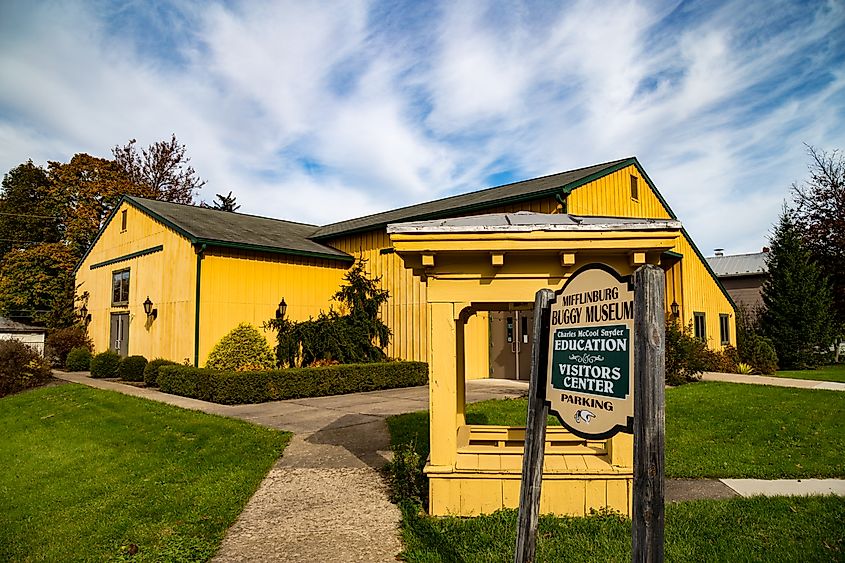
left=388, top=381, right=845, bottom=561
left=775, top=363, right=845, bottom=383
left=388, top=382, right=845, bottom=479
left=399, top=496, right=845, bottom=562
left=0, top=384, right=290, bottom=562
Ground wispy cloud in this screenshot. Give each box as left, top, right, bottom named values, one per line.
left=0, top=0, right=843, bottom=252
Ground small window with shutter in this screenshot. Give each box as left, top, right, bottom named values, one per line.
left=121, top=209, right=128, bottom=232
left=630, top=175, right=639, bottom=201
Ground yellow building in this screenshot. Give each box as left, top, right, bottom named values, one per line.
left=75, top=156, right=735, bottom=516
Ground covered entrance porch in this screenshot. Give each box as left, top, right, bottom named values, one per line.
left=388, top=212, right=682, bottom=516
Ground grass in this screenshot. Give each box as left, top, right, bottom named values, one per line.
left=388, top=381, right=845, bottom=561
left=387, top=382, right=845, bottom=480
left=0, top=384, right=290, bottom=562
left=775, top=363, right=845, bottom=383
left=398, top=496, right=845, bottom=562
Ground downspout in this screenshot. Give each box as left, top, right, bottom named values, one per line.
left=194, top=243, right=206, bottom=367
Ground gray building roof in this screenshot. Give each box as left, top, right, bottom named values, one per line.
left=387, top=211, right=682, bottom=233
left=0, top=317, right=46, bottom=333
left=706, top=252, right=769, bottom=278
left=126, top=197, right=353, bottom=262
left=312, top=157, right=640, bottom=240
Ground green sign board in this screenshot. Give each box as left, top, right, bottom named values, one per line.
left=546, top=264, right=635, bottom=439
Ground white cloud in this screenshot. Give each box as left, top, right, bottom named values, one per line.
left=0, top=0, right=843, bottom=256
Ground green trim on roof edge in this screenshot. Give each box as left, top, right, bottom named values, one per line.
left=560, top=157, right=678, bottom=220
left=680, top=227, right=738, bottom=312
left=89, top=245, right=164, bottom=270
left=662, top=250, right=683, bottom=259
left=199, top=239, right=354, bottom=262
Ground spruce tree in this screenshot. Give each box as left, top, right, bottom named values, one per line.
left=761, top=210, right=835, bottom=368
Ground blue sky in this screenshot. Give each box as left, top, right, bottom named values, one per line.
left=1, top=0, right=843, bottom=255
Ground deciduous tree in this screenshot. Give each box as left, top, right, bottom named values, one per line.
left=112, top=134, right=204, bottom=204
left=0, top=161, right=61, bottom=259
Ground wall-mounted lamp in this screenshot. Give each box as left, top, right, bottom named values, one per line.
left=276, top=298, right=287, bottom=320
left=143, top=296, right=158, bottom=320
left=79, top=304, right=91, bottom=325
left=670, top=300, right=680, bottom=318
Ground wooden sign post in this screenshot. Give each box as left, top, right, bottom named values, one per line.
left=514, top=264, right=665, bottom=563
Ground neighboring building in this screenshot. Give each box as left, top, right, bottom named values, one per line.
left=706, top=250, right=768, bottom=313
left=0, top=317, right=47, bottom=356
left=75, top=156, right=736, bottom=371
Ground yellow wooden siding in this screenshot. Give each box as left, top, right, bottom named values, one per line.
left=567, top=165, right=671, bottom=219
left=673, top=235, right=735, bottom=348
left=197, top=249, right=348, bottom=365
left=75, top=202, right=197, bottom=362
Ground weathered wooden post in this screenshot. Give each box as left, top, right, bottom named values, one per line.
left=514, top=289, right=554, bottom=563
left=632, top=265, right=665, bottom=563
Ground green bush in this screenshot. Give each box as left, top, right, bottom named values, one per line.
left=118, top=355, right=148, bottom=382
left=0, top=339, right=52, bottom=397
left=46, top=326, right=92, bottom=368
left=144, top=358, right=178, bottom=387
left=205, top=323, right=275, bottom=371
left=665, top=317, right=711, bottom=385
left=90, top=351, right=121, bottom=378
left=740, top=333, right=779, bottom=375
left=65, top=347, right=92, bottom=371
left=158, top=361, right=428, bottom=405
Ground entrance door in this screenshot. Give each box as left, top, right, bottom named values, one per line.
left=110, top=313, right=129, bottom=357
left=489, top=310, right=534, bottom=379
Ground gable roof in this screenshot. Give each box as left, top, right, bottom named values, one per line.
left=311, top=157, right=672, bottom=240
left=706, top=252, right=769, bottom=277
left=125, top=197, right=353, bottom=261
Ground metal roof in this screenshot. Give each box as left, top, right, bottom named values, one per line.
left=706, top=252, right=769, bottom=277
left=126, top=197, right=353, bottom=261
left=387, top=211, right=683, bottom=233
left=0, top=317, right=46, bottom=333
left=312, top=158, right=635, bottom=240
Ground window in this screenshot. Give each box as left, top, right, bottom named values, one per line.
left=630, top=174, right=639, bottom=200
left=693, top=312, right=706, bottom=341
left=720, top=314, right=730, bottom=345
left=121, top=209, right=128, bottom=231
left=112, top=269, right=130, bottom=306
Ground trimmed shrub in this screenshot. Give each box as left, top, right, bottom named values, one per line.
left=144, top=358, right=178, bottom=387
left=46, top=326, right=93, bottom=367
left=205, top=323, right=275, bottom=371
left=65, top=347, right=92, bottom=371
left=90, top=351, right=121, bottom=378
left=159, top=361, right=428, bottom=405
left=118, top=355, right=148, bottom=382
left=0, top=339, right=52, bottom=397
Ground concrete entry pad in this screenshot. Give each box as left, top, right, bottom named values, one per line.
left=722, top=479, right=845, bottom=497
left=666, top=479, right=739, bottom=502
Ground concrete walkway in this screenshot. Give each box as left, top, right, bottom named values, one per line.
left=702, top=371, right=845, bottom=391
left=53, top=372, right=526, bottom=562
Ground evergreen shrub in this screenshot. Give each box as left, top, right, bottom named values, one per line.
left=46, top=326, right=93, bottom=367
left=143, top=358, right=178, bottom=387
left=90, top=351, right=121, bottom=378
left=118, top=355, right=148, bottom=382
left=739, top=334, right=779, bottom=375
left=65, top=347, right=92, bottom=371
left=665, top=317, right=711, bottom=385
left=0, top=339, right=52, bottom=397
left=158, top=361, right=428, bottom=405
left=205, top=323, right=275, bottom=371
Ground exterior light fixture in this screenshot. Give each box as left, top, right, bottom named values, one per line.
left=79, top=304, right=91, bottom=325
left=670, top=300, right=680, bottom=318
left=143, top=296, right=158, bottom=320
left=276, top=298, right=287, bottom=320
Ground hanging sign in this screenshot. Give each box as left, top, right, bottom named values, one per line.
left=546, top=263, right=635, bottom=439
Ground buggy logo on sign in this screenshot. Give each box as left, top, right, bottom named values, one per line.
left=546, top=264, right=634, bottom=439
